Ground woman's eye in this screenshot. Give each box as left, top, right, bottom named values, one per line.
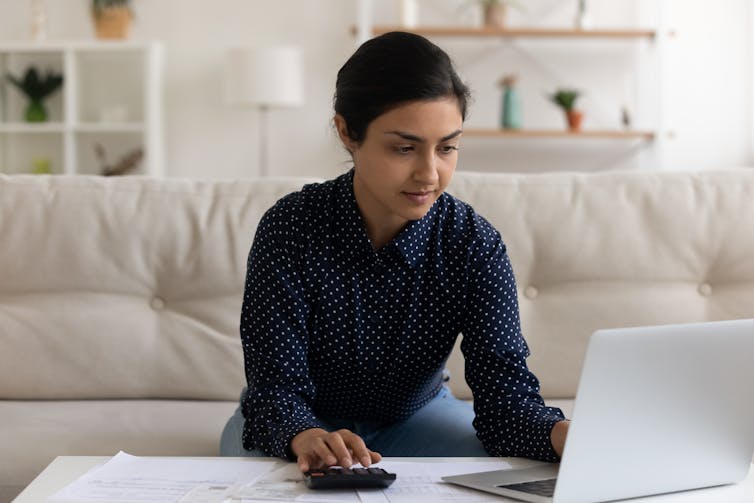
left=440, top=145, right=459, bottom=154
left=395, top=145, right=414, bottom=154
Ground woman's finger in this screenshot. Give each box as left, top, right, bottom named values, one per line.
left=324, top=430, right=354, bottom=467
left=341, top=431, right=373, bottom=467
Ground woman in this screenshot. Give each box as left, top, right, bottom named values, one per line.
left=220, top=31, right=568, bottom=472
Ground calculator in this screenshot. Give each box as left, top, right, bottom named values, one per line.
left=303, top=466, right=397, bottom=489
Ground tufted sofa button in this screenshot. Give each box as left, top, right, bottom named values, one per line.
left=698, top=283, right=712, bottom=297
left=150, top=296, right=166, bottom=310
left=524, top=286, right=538, bottom=299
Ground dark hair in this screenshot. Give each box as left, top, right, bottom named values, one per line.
left=334, top=31, right=471, bottom=144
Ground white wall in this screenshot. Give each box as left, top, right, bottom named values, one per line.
left=0, top=0, right=751, bottom=178
left=661, top=0, right=752, bottom=171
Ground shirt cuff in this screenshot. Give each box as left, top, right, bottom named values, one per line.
left=272, top=416, right=327, bottom=460
left=539, top=414, right=566, bottom=462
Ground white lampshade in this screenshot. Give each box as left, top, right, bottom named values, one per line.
left=225, top=46, right=304, bottom=107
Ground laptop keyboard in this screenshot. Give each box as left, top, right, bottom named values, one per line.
left=498, top=478, right=556, bottom=497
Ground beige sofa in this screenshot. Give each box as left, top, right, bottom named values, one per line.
left=2, top=170, right=754, bottom=501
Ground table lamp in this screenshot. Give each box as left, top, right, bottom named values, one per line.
left=225, top=46, right=304, bottom=176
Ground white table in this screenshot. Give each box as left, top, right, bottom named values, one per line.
left=12, top=456, right=754, bottom=502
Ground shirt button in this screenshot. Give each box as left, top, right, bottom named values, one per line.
left=151, top=296, right=166, bottom=310
left=698, top=283, right=712, bottom=296
left=524, top=286, right=538, bottom=299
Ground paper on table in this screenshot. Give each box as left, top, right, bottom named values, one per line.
left=234, top=463, right=361, bottom=503
left=237, top=460, right=514, bottom=503
left=47, top=451, right=277, bottom=503
left=356, top=461, right=513, bottom=503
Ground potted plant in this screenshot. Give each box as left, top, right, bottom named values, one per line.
left=549, top=88, right=584, bottom=131
left=6, top=66, right=63, bottom=122
left=92, top=0, right=133, bottom=39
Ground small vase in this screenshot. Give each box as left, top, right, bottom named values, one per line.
left=25, top=100, right=47, bottom=122
left=502, top=85, right=522, bottom=129
left=566, top=110, right=584, bottom=131
left=483, top=3, right=506, bottom=28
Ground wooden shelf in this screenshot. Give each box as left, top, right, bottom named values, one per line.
left=367, top=26, right=656, bottom=39
left=462, top=129, right=655, bottom=140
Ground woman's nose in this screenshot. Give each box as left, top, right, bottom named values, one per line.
left=413, top=152, right=440, bottom=185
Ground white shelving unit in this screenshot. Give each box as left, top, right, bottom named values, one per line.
left=0, top=41, right=163, bottom=176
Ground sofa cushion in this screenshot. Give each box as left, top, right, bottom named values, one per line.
left=446, top=169, right=754, bottom=399
left=0, top=399, right=238, bottom=495
left=0, top=176, right=317, bottom=400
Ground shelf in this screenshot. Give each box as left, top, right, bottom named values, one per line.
left=0, top=41, right=163, bottom=176
left=462, top=129, right=655, bottom=140
left=0, top=41, right=156, bottom=53
left=0, top=123, right=145, bottom=133
left=74, top=123, right=144, bottom=133
left=0, top=123, right=66, bottom=133
left=367, top=26, right=656, bottom=39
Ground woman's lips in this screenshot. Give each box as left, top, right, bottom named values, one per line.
left=402, top=191, right=433, bottom=204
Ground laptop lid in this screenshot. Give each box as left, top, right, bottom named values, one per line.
left=444, top=319, right=754, bottom=503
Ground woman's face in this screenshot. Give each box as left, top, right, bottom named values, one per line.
left=336, top=97, right=463, bottom=244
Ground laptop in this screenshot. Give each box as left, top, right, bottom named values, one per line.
left=443, top=319, right=754, bottom=503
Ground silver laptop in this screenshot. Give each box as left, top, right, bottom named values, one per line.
left=443, top=319, right=754, bottom=503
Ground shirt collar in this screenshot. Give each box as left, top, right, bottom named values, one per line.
left=333, top=169, right=437, bottom=269
left=391, top=200, right=438, bottom=268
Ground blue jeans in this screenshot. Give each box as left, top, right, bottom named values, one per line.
left=220, top=386, right=488, bottom=457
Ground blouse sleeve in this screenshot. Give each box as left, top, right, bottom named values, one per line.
left=239, top=202, right=325, bottom=458
left=461, top=231, right=565, bottom=462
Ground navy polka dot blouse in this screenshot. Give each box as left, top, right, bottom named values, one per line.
left=240, top=170, right=564, bottom=462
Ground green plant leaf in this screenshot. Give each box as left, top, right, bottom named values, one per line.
left=549, top=89, right=581, bottom=111
left=6, top=66, right=63, bottom=102
left=92, top=0, right=131, bottom=12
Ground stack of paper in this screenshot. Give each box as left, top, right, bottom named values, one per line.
left=47, top=452, right=511, bottom=503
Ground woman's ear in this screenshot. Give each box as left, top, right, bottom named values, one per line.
left=334, top=115, right=356, bottom=153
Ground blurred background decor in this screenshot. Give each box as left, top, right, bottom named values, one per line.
left=399, top=0, right=419, bottom=28
left=499, top=74, right=522, bottom=130
left=29, top=0, right=48, bottom=41
left=574, top=0, right=591, bottom=30
left=91, top=0, right=133, bottom=39
left=480, top=0, right=506, bottom=28
left=224, top=46, right=304, bottom=176
left=31, top=157, right=52, bottom=174
left=478, top=0, right=522, bottom=28
left=6, top=66, right=63, bottom=122
left=94, top=143, right=144, bottom=176
left=549, top=88, right=584, bottom=132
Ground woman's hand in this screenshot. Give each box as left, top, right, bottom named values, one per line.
left=550, top=420, right=570, bottom=458
left=290, top=428, right=382, bottom=472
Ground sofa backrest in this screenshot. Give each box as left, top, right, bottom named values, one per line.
left=446, top=169, right=754, bottom=399
left=0, top=175, right=317, bottom=401
left=2, top=170, right=753, bottom=401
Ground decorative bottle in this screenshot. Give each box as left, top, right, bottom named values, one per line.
left=30, top=0, right=48, bottom=42
left=500, top=75, right=522, bottom=130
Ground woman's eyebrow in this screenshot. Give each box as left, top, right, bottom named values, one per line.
left=384, top=129, right=463, bottom=143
